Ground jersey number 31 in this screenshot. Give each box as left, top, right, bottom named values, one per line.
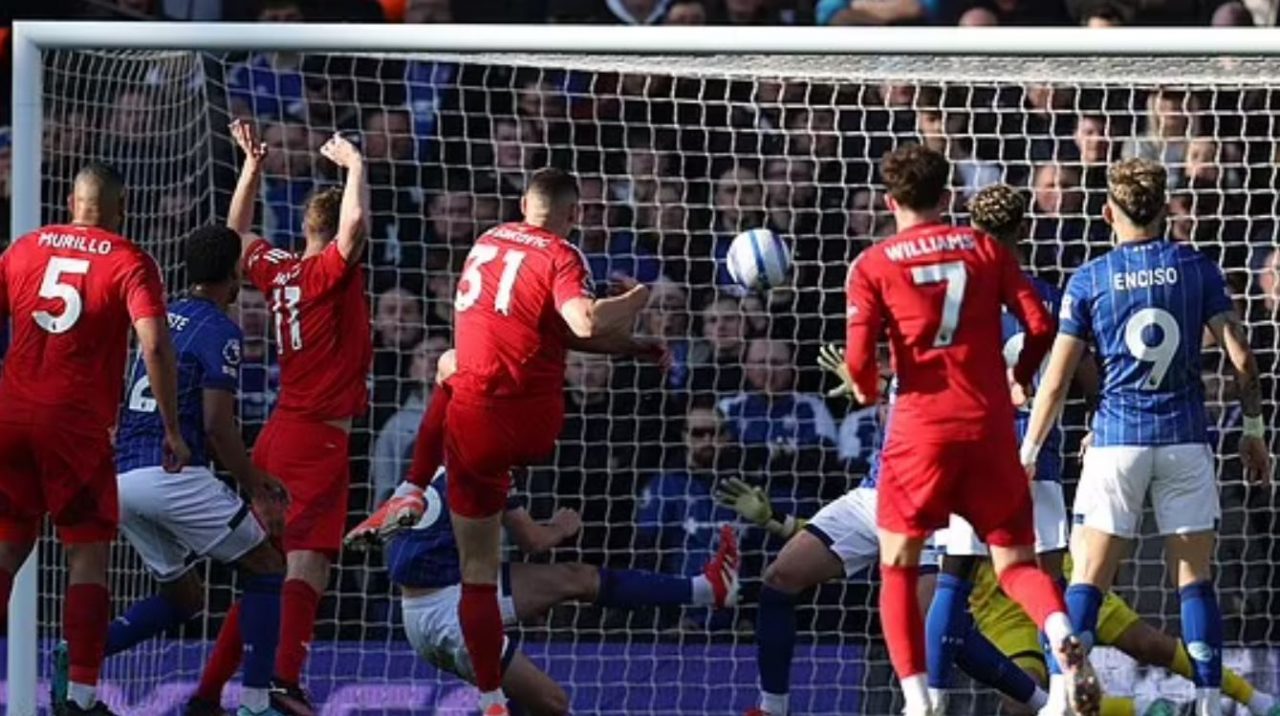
left=455, top=244, right=527, bottom=316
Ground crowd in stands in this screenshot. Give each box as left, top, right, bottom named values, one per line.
left=1, top=0, right=1279, bottom=651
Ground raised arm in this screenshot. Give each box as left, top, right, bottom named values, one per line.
left=1207, top=311, right=1270, bottom=483
left=318, top=133, right=369, bottom=264
left=227, top=120, right=268, bottom=253
left=134, top=316, right=190, bottom=472
left=558, top=285, right=650, bottom=340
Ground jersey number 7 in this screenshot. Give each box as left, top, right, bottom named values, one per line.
left=455, top=244, right=527, bottom=316
left=911, top=260, right=967, bottom=348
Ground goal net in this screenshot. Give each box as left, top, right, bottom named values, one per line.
left=12, top=25, right=1280, bottom=715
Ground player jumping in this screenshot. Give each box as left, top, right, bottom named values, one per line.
left=190, top=120, right=373, bottom=715
left=1021, top=158, right=1271, bottom=716
left=0, top=163, right=189, bottom=715
left=844, top=144, right=1098, bottom=716
left=50, top=225, right=289, bottom=716
left=348, top=349, right=739, bottom=715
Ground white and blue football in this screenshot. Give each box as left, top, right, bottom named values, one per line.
left=725, top=228, right=792, bottom=292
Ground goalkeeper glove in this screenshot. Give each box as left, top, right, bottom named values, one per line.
left=713, top=477, right=799, bottom=539
left=817, top=343, right=855, bottom=399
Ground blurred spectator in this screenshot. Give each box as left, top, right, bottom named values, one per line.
left=224, top=49, right=305, bottom=121
left=1067, top=0, right=1250, bottom=25
left=689, top=293, right=749, bottom=392
left=0, top=128, right=10, bottom=242
left=370, top=335, right=450, bottom=503
left=1122, top=88, right=1202, bottom=187
left=578, top=175, right=661, bottom=287
left=708, top=0, right=794, bottom=23
left=233, top=287, right=278, bottom=443
left=717, top=338, right=838, bottom=451
left=1254, top=248, right=1280, bottom=317
left=423, top=272, right=456, bottom=330
left=849, top=188, right=895, bottom=244
left=364, top=107, right=428, bottom=273
left=1027, top=162, right=1091, bottom=275
left=259, top=120, right=320, bottom=248
left=664, top=0, right=708, bottom=22
left=707, top=162, right=767, bottom=287
left=404, top=0, right=452, bottom=21
left=639, top=278, right=694, bottom=389
left=371, top=286, right=426, bottom=431
left=424, top=188, right=476, bottom=270
left=916, top=87, right=1001, bottom=201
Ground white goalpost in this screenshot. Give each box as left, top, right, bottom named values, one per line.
left=10, top=21, right=1280, bottom=716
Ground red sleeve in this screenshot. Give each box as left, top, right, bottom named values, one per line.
left=551, top=242, right=594, bottom=310
left=0, top=250, right=10, bottom=325
left=845, top=253, right=885, bottom=404
left=298, top=241, right=356, bottom=299
left=122, top=252, right=167, bottom=321
left=243, top=238, right=288, bottom=294
left=406, top=382, right=449, bottom=488
left=996, top=242, right=1056, bottom=385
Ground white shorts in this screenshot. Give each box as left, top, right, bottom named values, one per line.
left=805, top=487, right=942, bottom=576
left=1074, top=443, right=1219, bottom=538
left=946, top=481, right=1069, bottom=557
left=117, top=466, right=268, bottom=582
left=400, top=565, right=518, bottom=681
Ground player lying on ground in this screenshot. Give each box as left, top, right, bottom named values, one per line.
left=191, top=121, right=374, bottom=716
left=0, top=163, right=190, bottom=716
left=345, top=350, right=736, bottom=716
left=50, top=226, right=290, bottom=716
left=928, top=183, right=1100, bottom=713
left=386, top=169, right=655, bottom=716
left=843, top=144, right=1097, bottom=715
left=1021, top=158, right=1271, bottom=716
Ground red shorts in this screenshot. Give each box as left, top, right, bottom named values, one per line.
left=0, top=418, right=117, bottom=544
left=876, top=429, right=1034, bottom=548
left=445, top=393, right=564, bottom=518
left=253, top=414, right=350, bottom=558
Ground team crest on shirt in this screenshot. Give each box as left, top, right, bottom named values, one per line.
left=222, top=339, right=242, bottom=368
left=1059, top=295, right=1074, bottom=320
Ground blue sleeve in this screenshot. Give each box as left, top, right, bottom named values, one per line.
left=635, top=478, right=664, bottom=531
left=1059, top=270, right=1093, bottom=340
left=199, top=325, right=242, bottom=392
left=814, top=0, right=847, bottom=24
left=1200, top=257, right=1234, bottom=320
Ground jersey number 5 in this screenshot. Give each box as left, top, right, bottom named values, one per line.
left=1125, top=307, right=1181, bottom=390
left=455, top=244, right=527, bottom=315
left=33, top=257, right=91, bottom=334
left=911, top=260, right=968, bottom=348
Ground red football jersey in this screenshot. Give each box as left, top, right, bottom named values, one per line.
left=244, top=238, right=372, bottom=421
left=845, top=222, right=1055, bottom=441
left=451, top=222, right=593, bottom=400
left=0, top=224, right=167, bottom=430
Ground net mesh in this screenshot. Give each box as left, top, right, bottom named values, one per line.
left=26, top=45, right=1280, bottom=715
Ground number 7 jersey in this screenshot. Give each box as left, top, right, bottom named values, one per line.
left=845, top=222, right=1055, bottom=442
left=244, top=238, right=372, bottom=421
left=452, top=222, right=593, bottom=399
left=1059, top=238, right=1232, bottom=447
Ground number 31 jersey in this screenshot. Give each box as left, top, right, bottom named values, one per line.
left=244, top=238, right=371, bottom=422
left=452, top=222, right=593, bottom=400
left=0, top=224, right=167, bottom=431
left=1060, top=238, right=1233, bottom=447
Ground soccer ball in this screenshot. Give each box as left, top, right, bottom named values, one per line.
left=725, top=228, right=792, bottom=292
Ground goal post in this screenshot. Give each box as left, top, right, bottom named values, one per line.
left=10, top=20, right=1280, bottom=716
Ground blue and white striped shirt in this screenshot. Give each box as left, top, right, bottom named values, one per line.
left=1007, top=275, right=1064, bottom=482
left=1060, top=239, right=1232, bottom=447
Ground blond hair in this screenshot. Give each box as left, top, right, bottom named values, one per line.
left=1108, top=157, right=1167, bottom=226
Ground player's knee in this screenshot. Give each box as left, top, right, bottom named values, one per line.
left=762, top=560, right=807, bottom=596
left=160, top=573, right=207, bottom=618
left=239, top=541, right=286, bottom=576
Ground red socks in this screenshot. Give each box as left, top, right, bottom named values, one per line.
left=879, top=564, right=926, bottom=679
left=65, top=583, right=109, bottom=685
left=459, top=582, right=504, bottom=691
left=195, top=603, right=243, bottom=703
left=999, top=560, right=1068, bottom=629
left=407, top=385, right=450, bottom=488
left=275, top=579, right=321, bottom=684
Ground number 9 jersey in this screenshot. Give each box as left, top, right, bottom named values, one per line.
left=1059, top=238, right=1233, bottom=447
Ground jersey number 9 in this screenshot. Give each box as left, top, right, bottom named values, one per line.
left=1124, top=307, right=1181, bottom=390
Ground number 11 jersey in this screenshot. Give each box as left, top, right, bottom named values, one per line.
left=452, top=222, right=593, bottom=400
left=1059, top=238, right=1233, bottom=447
left=244, top=238, right=371, bottom=422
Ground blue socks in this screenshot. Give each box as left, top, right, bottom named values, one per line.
left=595, top=569, right=692, bottom=608
left=955, top=628, right=1041, bottom=705
left=1065, top=584, right=1103, bottom=651
left=756, top=585, right=796, bottom=698
left=240, top=574, right=283, bottom=690
left=1178, top=581, right=1223, bottom=689
left=925, top=573, right=973, bottom=690
left=104, top=594, right=196, bottom=656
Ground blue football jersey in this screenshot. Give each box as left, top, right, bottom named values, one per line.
left=1005, top=275, right=1063, bottom=482
left=859, top=380, right=896, bottom=490
left=1060, top=239, right=1232, bottom=447
left=116, top=298, right=243, bottom=473
left=385, top=469, right=523, bottom=590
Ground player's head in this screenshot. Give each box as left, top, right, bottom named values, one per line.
left=185, top=225, right=243, bottom=306
left=1105, top=157, right=1167, bottom=240
left=69, top=162, right=126, bottom=232
left=302, top=186, right=343, bottom=247
left=521, top=167, right=580, bottom=237
left=880, top=144, right=950, bottom=220
left=967, top=183, right=1027, bottom=250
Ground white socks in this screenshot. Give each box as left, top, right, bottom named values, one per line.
left=242, top=686, right=270, bottom=712
left=900, top=673, right=931, bottom=715
left=479, top=689, right=507, bottom=710
left=68, top=682, right=96, bottom=710
left=760, top=691, right=789, bottom=715
left=1196, top=688, right=1223, bottom=716
left=691, top=575, right=714, bottom=605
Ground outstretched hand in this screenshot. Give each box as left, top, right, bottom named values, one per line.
left=816, top=343, right=855, bottom=399
left=319, top=132, right=364, bottom=168
left=713, top=477, right=774, bottom=527
left=229, top=119, right=268, bottom=164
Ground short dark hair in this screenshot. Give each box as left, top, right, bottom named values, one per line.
left=304, top=187, right=343, bottom=242
left=73, top=162, right=125, bottom=198
left=525, top=167, right=579, bottom=208
left=880, top=144, right=950, bottom=212
left=185, top=225, right=241, bottom=286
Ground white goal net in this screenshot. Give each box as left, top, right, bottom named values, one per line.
left=11, top=25, right=1280, bottom=716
